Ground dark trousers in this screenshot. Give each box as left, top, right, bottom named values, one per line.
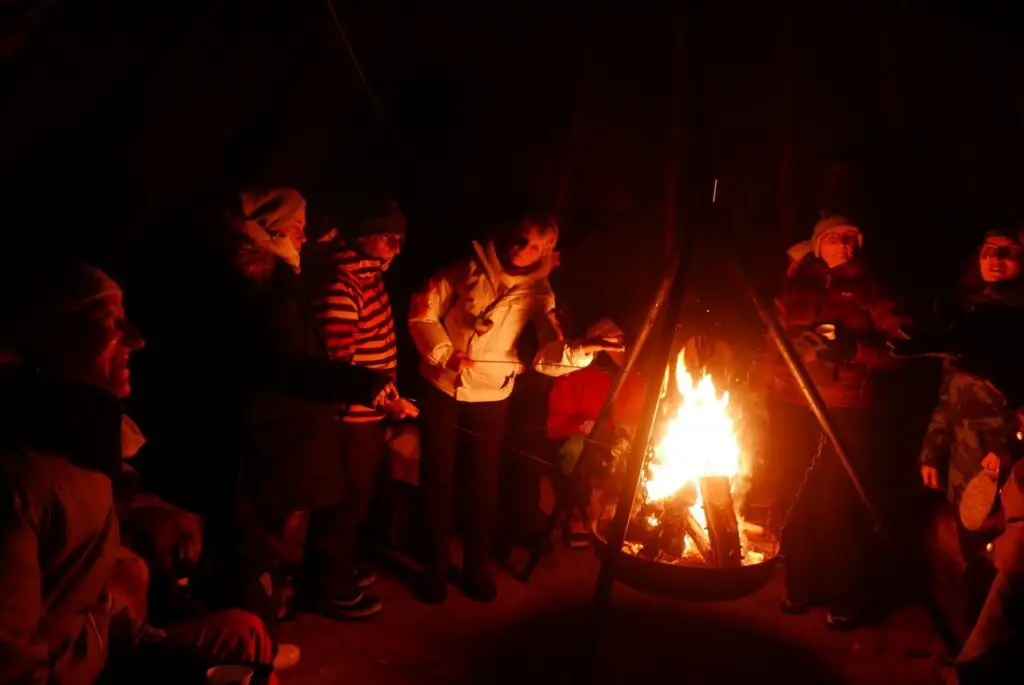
left=201, top=493, right=299, bottom=623
left=957, top=522, right=998, bottom=627
left=418, top=381, right=510, bottom=579
left=101, top=609, right=276, bottom=685
left=549, top=437, right=603, bottom=523
left=496, top=444, right=557, bottom=548
left=953, top=570, right=1024, bottom=684
left=203, top=421, right=384, bottom=617
left=771, top=401, right=874, bottom=613
left=303, top=420, right=385, bottom=597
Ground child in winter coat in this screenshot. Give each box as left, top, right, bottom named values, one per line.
left=409, top=212, right=622, bottom=603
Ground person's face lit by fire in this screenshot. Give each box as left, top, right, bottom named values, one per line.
left=506, top=221, right=556, bottom=270
left=277, top=205, right=308, bottom=256
left=357, top=233, right=403, bottom=267
left=818, top=229, right=859, bottom=269
left=979, top=236, right=1022, bottom=283
left=61, top=292, right=145, bottom=399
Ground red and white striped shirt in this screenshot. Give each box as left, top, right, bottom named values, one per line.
left=312, top=245, right=397, bottom=422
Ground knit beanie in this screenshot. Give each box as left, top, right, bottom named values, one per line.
left=1, top=262, right=122, bottom=358
left=786, top=215, right=863, bottom=264
left=344, top=199, right=407, bottom=241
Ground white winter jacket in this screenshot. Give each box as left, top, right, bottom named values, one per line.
left=409, top=241, right=593, bottom=402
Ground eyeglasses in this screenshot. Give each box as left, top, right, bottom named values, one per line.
left=980, top=244, right=1022, bottom=260
left=823, top=232, right=858, bottom=245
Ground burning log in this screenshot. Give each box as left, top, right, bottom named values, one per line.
left=608, top=349, right=777, bottom=569
left=699, top=476, right=742, bottom=568
left=655, top=519, right=686, bottom=558
left=681, top=508, right=712, bottom=561
left=659, top=483, right=711, bottom=561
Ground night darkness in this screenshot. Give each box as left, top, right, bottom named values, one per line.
left=3, top=2, right=1024, bottom=681
left=3, top=1, right=1023, bottom=326
left=3, top=0, right=1024, bottom=405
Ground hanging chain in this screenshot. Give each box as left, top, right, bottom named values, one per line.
left=779, top=432, right=827, bottom=532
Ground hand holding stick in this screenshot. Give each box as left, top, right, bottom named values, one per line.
left=372, top=382, right=419, bottom=419
left=580, top=336, right=626, bottom=356
left=445, top=351, right=476, bottom=373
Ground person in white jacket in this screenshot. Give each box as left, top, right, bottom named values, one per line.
left=408, top=212, right=621, bottom=603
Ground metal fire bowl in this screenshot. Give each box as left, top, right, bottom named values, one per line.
left=592, top=529, right=779, bottom=603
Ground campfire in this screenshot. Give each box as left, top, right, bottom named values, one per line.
left=601, top=351, right=776, bottom=568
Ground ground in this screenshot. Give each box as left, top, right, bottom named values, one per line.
left=277, top=547, right=948, bottom=685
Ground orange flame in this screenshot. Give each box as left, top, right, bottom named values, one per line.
left=642, top=351, right=758, bottom=562
left=645, top=351, right=743, bottom=502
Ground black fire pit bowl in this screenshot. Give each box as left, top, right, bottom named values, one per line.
left=592, top=529, right=779, bottom=603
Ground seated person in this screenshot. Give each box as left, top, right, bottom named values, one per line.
left=115, top=408, right=301, bottom=677
left=547, top=318, right=645, bottom=546
left=102, top=543, right=280, bottom=684
left=117, top=416, right=204, bottom=624
left=950, top=455, right=1024, bottom=684
left=0, top=261, right=279, bottom=685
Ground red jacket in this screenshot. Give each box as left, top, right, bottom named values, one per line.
left=547, top=366, right=647, bottom=440
left=771, top=256, right=906, bottom=408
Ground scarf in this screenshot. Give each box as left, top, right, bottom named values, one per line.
left=469, top=240, right=556, bottom=334
left=238, top=188, right=307, bottom=273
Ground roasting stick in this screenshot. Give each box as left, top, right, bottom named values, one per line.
left=464, top=358, right=588, bottom=369
left=461, top=340, right=627, bottom=371
left=401, top=399, right=621, bottom=469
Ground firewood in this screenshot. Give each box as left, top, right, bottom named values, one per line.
left=699, top=476, right=742, bottom=567
left=659, top=519, right=686, bottom=557
left=681, top=508, right=712, bottom=562
left=740, top=520, right=765, bottom=538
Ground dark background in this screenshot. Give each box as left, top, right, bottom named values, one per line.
left=3, top=0, right=1022, bottom=565
left=2, top=0, right=1023, bottom=385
